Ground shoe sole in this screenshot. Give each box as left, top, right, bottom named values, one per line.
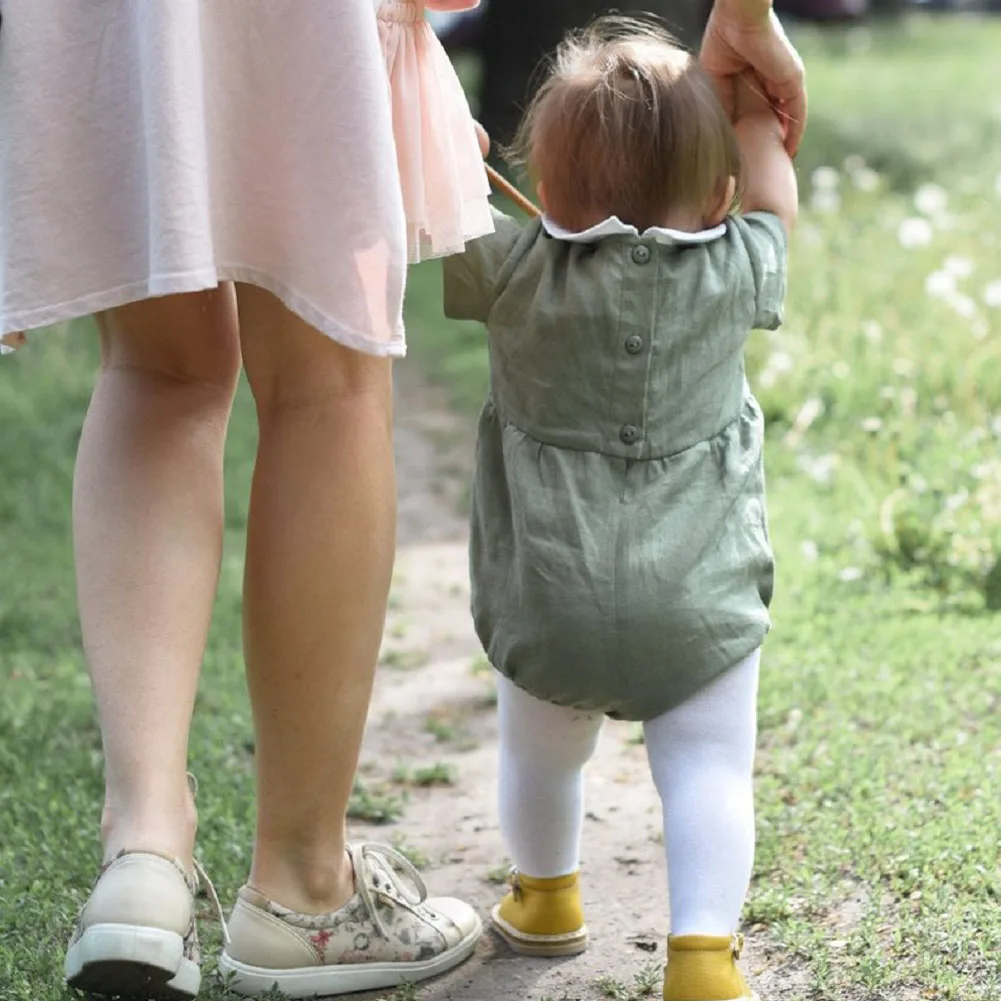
left=216, top=915, right=482, bottom=998
left=65, top=924, right=199, bottom=1000
left=490, top=905, right=589, bottom=957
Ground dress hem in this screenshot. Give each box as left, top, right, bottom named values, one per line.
left=2, top=265, right=407, bottom=359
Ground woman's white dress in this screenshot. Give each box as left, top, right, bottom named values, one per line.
left=0, top=0, right=408, bottom=356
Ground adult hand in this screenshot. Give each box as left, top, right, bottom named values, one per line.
left=700, top=4, right=806, bottom=156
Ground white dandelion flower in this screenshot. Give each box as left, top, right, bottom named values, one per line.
left=812, top=166, right=840, bottom=191
left=852, top=167, right=880, bottom=193
left=898, top=217, right=933, bottom=248
left=943, top=255, right=974, bottom=278
left=924, top=270, right=956, bottom=299
left=861, top=320, right=883, bottom=344
left=810, top=189, right=841, bottom=213
left=947, top=293, right=977, bottom=319
left=983, top=280, right=1001, bottom=308
left=914, top=183, right=948, bottom=217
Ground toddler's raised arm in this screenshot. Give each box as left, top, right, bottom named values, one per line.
left=732, top=73, right=798, bottom=236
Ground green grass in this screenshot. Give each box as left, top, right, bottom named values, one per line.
left=3, top=13, right=1001, bottom=1001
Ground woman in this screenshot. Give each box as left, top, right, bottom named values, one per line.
left=3, top=3, right=478, bottom=998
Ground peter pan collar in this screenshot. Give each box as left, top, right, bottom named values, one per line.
left=541, top=214, right=726, bottom=245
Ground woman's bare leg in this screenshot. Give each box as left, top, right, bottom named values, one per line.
left=74, top=289, right=242, bottom=866
left=236, top=284, right=396, bottom=913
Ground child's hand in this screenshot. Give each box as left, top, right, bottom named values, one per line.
left=0, top=331, right=26, bottom=354
left=474, top=121, right=490, bottom=159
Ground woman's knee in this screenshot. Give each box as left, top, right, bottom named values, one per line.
left=96, top=287, right=242, bottom=392
left=236, top=284, right=393, bottom=417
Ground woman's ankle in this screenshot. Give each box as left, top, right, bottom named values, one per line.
left=100, top=784, right=198, bottom=869
left=249, top=840, right=355, bottom=915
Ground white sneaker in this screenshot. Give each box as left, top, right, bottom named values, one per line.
left=218, top=842, right=481, bottom=998
left=64, top=850, right=209, bottom=1000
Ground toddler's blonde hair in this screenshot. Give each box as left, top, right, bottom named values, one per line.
left=508, top=16, right=742, bottom=232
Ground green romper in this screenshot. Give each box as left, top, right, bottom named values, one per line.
left=442, top=208, right=788, bottom=722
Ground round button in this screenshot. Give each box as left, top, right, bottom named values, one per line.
left=619, top=424, right=641, bottom=445
left=631, top=244, right=651, bottom=265
left=625, top=335, right=644, bottom=355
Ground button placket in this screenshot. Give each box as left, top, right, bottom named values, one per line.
left=617, top=244, right=652, bottom=450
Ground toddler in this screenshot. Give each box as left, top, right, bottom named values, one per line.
left=442, top=18, right=797, bottom=1001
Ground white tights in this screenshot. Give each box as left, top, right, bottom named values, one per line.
left=496, top=649, right=759, bottom=936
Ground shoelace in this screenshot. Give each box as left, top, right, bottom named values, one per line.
left=350, top=842, right=429, bottom=940
left=185, top=774, right=230, bottom=946
left=192, top=857, right=231, bottom=947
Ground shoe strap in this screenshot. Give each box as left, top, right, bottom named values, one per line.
left=508, top=869, right=523, bottom=901
left=350, top=842, right=429, bottom=940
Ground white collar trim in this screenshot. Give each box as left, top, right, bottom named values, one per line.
left=541, top=214, right=726, bottom=245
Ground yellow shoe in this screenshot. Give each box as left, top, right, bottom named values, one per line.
left=662, top=934, right=759, bottom=1001
left=489, top=871, right=588, bottom=957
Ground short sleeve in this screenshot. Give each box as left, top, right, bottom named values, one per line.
left=441, top=207, right=524, bottom=323
left=729, top=212, right=788, bottom=330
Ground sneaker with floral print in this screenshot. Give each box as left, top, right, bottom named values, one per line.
left=218, top=842, right=482, bottom=997
left=64, top=849, right=226, bottom=1000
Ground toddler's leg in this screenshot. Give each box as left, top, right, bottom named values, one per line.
left=496, top=674, right=603, bottom=876
left=492, top=673, right=601, bottom=956
left=644, top=650, right=760, bottom=1001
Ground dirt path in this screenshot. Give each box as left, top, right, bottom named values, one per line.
left=348, top=370, right=787, bottom=1001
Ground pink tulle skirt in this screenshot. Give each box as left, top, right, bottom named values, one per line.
left=378, top=0, right=493, bottom=263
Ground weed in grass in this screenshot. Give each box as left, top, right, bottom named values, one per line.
left=469, top=653, right=491, bottom=676
left=390, top=832, right=430, bottom=870
left=424, top=714, right=455, bottom=742
left=411, top=762, right=457, bottom=786
left=486, top=859, right=514, bottom=885
left=389, top=617, right=411, bottom=640
left=423, top=709, right=477, bottom=749
left=347, top=779, right=406, bottom=824
left=596, top=962, right=660, bottom=1000
left=376, top=984, right=421, bottom=1001
left=380, top=647, right=431, bottom=670
left=392, top=761, right=457, bottom=787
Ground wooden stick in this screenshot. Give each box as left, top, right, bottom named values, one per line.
left=485, top=163, right=541, bottom=218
